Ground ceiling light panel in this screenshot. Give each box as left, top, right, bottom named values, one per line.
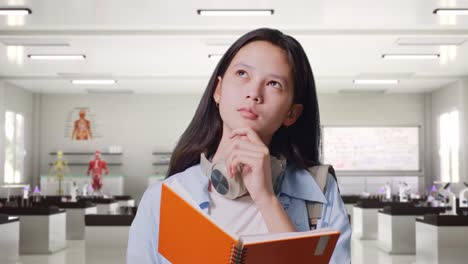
left=396, top=37, right=467, bottom=46
left=197, top=9, right=274, bottom=16
left=28, top=54, right=86, bottom=60
left=1, top=39, right=70, bottom=47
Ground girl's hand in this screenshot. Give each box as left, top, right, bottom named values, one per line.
left=224, top=127, right=274, bottom=203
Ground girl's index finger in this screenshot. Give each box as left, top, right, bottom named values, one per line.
left=230, top=127, right=263, bottom=144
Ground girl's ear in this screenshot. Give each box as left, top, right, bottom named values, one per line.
left=282, top=104, right=304, bottom=127
left=213, top=76, right=222, bottom=104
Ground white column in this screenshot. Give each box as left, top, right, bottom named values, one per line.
left=423, top=93, right=432, bottom=190
left=460, top=78, right=468, bottom=183
left=0, top=81, right=5, bottom=185
left=31, top=93, right=41, bottom=187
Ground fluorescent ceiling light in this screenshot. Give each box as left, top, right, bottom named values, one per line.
left=197, top=9, right=274, bottom=16
left=208, top=54, right=223, bottom=60
left=72, top=80, right=116, bottom=85
left=434, top=8, right=468, bottom=15
left=339, top=89, right=386, bottom=94
left=0, top=8, right=31, bottom=16
left=28, top=54, right=86, bottom=60
left=353, top=79, right=399, bottom=85
left=382, top=54, right=440, bottom=60
left=396, top=37, right=467, bottom=46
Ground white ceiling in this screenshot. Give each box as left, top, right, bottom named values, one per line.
left=1, top=0, right=468, bottom=94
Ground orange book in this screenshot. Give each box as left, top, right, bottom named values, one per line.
left=158, top=183, right=340, bottom=264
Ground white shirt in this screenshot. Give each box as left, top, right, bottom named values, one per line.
left=166, top=177, right=268, bottom=238
left=208, top=185, right=268, bottom=237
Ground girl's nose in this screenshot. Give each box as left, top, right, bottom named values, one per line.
left=245, top=82, right=263, bottom=103
left=246, top=95, right=262, bottom=104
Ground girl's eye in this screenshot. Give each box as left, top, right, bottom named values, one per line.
left=235, top=70, right=248, bottom=78
left=267, top=81, right=282, bottom=89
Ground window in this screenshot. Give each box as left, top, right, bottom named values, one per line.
left=4, top=111, right=25, bottom=183
left=438, top=110, right=459, bottom=183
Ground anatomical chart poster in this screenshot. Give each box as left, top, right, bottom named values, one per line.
left=65, top=108, right=102, bottom=140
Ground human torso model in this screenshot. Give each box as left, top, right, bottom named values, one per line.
left=459, top=182, right=468, bottom=208
left=398, top=182, right=411, bottom=202
left=70, top=182, right=78, bottom=202
left=380, top=182, right=392, bottom=201
left=72, top=110, right=93, bottom=140
left=87, top=151, right=109, bottom=195
left=50, top=151, right=70, bottom=195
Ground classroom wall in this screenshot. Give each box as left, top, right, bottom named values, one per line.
left=428, top=80, right=468, bottom=194
left=461, top=78, right=468, bottom=186
left=34, top=92, right=428, bottom=201
left=456, top=78, right=468, bottom=189
left=38, top=93, right=202, bottom=201
left=0, top=81, right=5, bottom=185
left=319, top=93, right=426, bottom=128
left=430, top=81, right=461, bottom=184
left=0, top=82, right=35, bottom=187
left=318, top=93, right=428, bottom=193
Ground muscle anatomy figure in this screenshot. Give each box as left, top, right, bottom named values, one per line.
left=87, top=151, right=109, bottom=195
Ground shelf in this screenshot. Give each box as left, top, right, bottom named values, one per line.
left=49, top=163, right=123, bottom=166
left=40, top=174, right=126, bottom=178
left=152, top=162, right=169, bottom=166
left=152, top=152, right=171, bottom=155
left=147, top=175, right=166, bottom=179
left=49, top=152, right=122, bottom=155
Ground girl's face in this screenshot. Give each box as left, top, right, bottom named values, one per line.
left=213, top=40, right=303, bottom=141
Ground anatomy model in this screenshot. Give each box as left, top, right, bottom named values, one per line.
left=87, top=151, right=109, bottom=196
left=70, top=182, right=78, bottom=202
left=398, top=182, right=411, bottom=202
left=50, top=151, right=70, bottom=195
left=379, top=182, right=392, bottom=201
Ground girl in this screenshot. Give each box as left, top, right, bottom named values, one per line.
left=127, top=28, right=351, bottom=263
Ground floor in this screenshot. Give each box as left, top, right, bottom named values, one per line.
left=2, top=238, right=417, bottom=264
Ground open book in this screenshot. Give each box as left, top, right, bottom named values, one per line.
left=158, top=183, right=340, bottom=264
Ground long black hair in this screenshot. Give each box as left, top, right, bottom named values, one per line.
left=167, top=28, right=321, bottom=178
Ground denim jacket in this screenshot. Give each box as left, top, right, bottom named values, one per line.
left=127, top=163, right=351, bottom=263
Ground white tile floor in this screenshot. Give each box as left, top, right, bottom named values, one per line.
left=2, top=238, right=417, bottom=264
left=351, top=239, right=415, bottom=264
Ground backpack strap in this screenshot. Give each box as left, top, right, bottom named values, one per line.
left=306, top=165, right=337, bottom=230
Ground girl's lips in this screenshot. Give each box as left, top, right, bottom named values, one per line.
left=238, top=109, right=258, bottom=120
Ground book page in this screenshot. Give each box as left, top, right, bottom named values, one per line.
left=240, top=228, right=339, bottom=244
left=239, top=228, right=340, bottom=264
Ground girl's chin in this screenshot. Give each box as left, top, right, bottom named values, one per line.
left=229, top=122, right=264, bottom=133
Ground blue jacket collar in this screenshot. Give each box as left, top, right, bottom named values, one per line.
left=279, top=165, right=328, bottom=204
left=177, top=165, right=211, bottom=209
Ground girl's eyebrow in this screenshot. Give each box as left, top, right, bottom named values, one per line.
left=232, top=62, right=255, bottom=70
left=232, top=62, right=289, bottom=86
